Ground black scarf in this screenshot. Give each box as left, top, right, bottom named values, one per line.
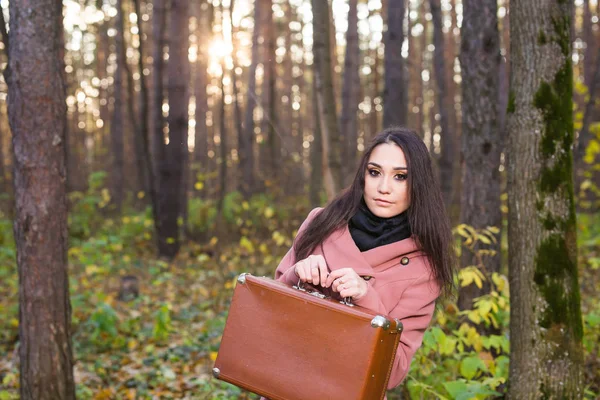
left=349, top=200, right=411, bottom=252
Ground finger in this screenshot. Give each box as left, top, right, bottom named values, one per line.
left=325, top=269, right=347, bottom=287
left=332, top=277, right=347, bottom=293
left=295, top=262, right=307, bottom=282
left=310, top=259, right=320, bottom=285
left=317, top=257, right=328, bottom=286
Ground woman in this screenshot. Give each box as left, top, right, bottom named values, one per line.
left=274, top=127, right=456, bottom=390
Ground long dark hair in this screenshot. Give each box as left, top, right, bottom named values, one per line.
left=294, top=127, right=456, bottom=298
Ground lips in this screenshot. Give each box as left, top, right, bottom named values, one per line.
left=374, top=198, right=392, bottom=205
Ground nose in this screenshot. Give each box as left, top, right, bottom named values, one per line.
left=378, top=177, right=392, bottom=194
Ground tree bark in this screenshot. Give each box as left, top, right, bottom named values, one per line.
left=194, top=0, right=211, bottom=177
left=133, top=0, right=157, bottom=221
left=111, top=0, right=126, bottom=212
left=0, top=111, right=5, bottom=197
left=458, top=0, right=502, bottom=311
left=310, top=72, right=324, bottom=208
left=312, top=0, right=342, bottom=198
left=429, top=0, right=455, bottom=210
left=383, top=0, right=407, bottom=128
left=157, top=0, right=189, bottom=258
left=340, top=0, right=360, bottom=187
left=217, top=58, right=228, bottom=212
left=240, top=0, right=260, bottom=198
left=583, top=0, right=594, bottom=88
left=151, top=0, right=167, bottom=196
left=507, top=1, right=584, bottom=397
left=6, top=1, right=75, bottom=398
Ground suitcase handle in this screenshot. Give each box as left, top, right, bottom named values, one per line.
left=293, top=279, right=355, bottom=307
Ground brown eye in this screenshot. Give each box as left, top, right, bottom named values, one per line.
left=395, top=174, right=408, bottom=181
left=368, top=169, right=380, bottom=177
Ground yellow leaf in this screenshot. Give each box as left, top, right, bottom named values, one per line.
left=486, top=226, right=500, bottom=234
left=264, top=207, right=275, bottom=219
left=166, top=237, right=175, bottom=244
left=128, top=339, right=138, bottom=350
left=144, top=219, right=153, bottom=227
left=209, top=236, right=219, bottom=246
left=122, top=255, right=131, bottom=263
left=137, top=191, right=145, bottom=199
left=210, top=351, right=219, bottom=362
left=198, top=286, right=209, bottom=298
left=242, top=201, right=249, bottom=210
left=94, top=388, right=114, bottom=400
left=473, top=274, right=483, bottom=289
left=10, top=318, right=18, bottom=328
left=477, top=234, right=491, bottom=245
left=195, top=181, right=204, bottom=190
left=86, top=264, right=99, bottom=275
left=240, top=236, right=255, bottom=253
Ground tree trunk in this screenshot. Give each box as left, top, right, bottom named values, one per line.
left=310, top=72, right=324, bottom=208
left=111, top=0, right=126, bottom=212
left=583, top=0, right=594, bottom=88
left=121, top=11, right=146, bottom=198
left=217, top=59, right=228, bottom=212
left=0, top=113, right=5, bottom=197
left=458, top=0, right=502, bottom=311
left=96, top=20, right=110, bottom=171
left=507, top=1, right=584, bottom=398
left=194, top=0, right=211, bottom=178
left=6, top=1, right=75, bottom=398
left=429, top=0, right=455, bottom=210
left=230, top=0, right=244, bottom=197
left=157, top=0, right=189, bottom=258
left=240, top=0, right=259, bottom=198
left=312, top=0, right=342, bottom=199
left=133, top=0, right=157, bottom=223
left=151, top=0, right=167, bottom=196
left=383, top=0, right=407, bottom=128
left=340, top=0, right=360, bottom=187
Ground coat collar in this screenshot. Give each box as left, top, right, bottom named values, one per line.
left=320, top=223, right=420, bottom=275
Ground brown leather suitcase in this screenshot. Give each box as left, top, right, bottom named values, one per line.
left=212, top=273, right=403, bottom=400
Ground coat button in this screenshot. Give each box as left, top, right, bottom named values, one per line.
left=400, top=257, right=410, bottom=266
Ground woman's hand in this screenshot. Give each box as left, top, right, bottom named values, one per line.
left=324, top=268, right=368, bottom=300
left=293, top=255, right=329, bottom=286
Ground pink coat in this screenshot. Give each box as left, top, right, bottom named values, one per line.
left=275, top=208, right=440, bottom=389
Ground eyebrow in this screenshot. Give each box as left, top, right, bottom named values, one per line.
left=368, top=162, right=408, bottom=171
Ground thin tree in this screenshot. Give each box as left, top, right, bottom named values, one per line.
left=217, top=2, right=228, bottom=212
left=0, top=108, right=6, bottom=200
left=458, top=0, right=502, bottom=311
left=340, top=0, right=360, bottom=186
left=133, top=0, right=156, bottom=218
left=383, top=0, right=407, bottom=128
left=239, top=0, right=260, bottom=198
left=6, top=0, right=75, bottom=398
left=230, top=0, right=243, bottom=193
left=194, top=0, right=211, bottom=187
left=157, top=0, right=189, bottom=258
left=507, top=0, right=584, bottom=397
left=429, top=0, right=455, bottom=209
left=310, top=71, right=324, bottom=208
left=111, top=0, right=126, bottom=211
left=311, top=0, right=342, bottom=198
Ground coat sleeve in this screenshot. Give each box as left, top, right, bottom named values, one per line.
left=353, top=270, right=440, bottom=389
left=274, top=207, right=322, bottom=286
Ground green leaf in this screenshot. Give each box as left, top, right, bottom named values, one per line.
left=443, top=380, right=469, bottom=399
left=460, top=355, right=486, bottom=380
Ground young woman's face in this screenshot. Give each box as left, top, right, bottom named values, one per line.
left=363, top=143, right=411, bottom=218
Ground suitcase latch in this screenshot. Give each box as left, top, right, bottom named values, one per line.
left=371, top=315, right=391, bottom=330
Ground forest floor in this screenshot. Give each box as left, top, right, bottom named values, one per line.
left=0, top=203, right=599, bottom=399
